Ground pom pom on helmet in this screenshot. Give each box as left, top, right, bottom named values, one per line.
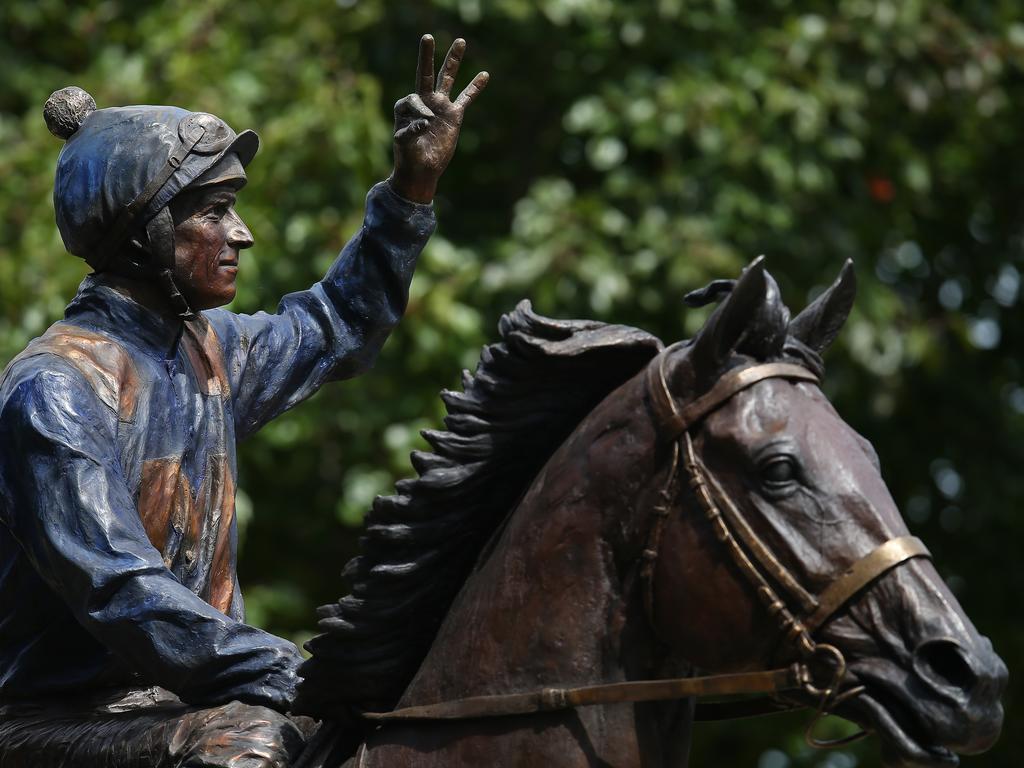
left=43, top=86, right=97, bottom=140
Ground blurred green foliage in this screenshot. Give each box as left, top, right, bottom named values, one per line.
left=2, top=1, right=1022, bottom=765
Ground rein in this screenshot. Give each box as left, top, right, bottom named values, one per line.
left=362, top=349, right=931, bottom=748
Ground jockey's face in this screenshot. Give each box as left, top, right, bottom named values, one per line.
left=170, top=178, right=253, bottom=310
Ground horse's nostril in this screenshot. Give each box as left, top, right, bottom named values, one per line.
left=914, top=639, right=977, bottom=694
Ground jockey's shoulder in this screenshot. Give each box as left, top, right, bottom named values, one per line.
left=0, top=321, right=140, bottom=422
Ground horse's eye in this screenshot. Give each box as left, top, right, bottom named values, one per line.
left=761, top=457, right=797, bottom=486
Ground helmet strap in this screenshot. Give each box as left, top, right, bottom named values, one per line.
left=145, top=207, right=196, bottom=321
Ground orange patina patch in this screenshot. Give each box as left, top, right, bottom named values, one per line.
left=139, top=453, right=237, bottom=614
left=137, top=458, right=191, bottom=560
left=13, top=323, right=141, bottom=422
left=182, top=317, right=231, bottom=397
left=206, top=461, right=237, bottom=614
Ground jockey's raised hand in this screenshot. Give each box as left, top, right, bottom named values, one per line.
left=389, top=34, right=489, bottom=204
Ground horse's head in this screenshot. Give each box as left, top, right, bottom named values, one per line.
left=648, top=258, right=1006, bottom=767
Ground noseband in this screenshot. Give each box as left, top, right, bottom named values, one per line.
left=362, top=347, right=931, bottom=749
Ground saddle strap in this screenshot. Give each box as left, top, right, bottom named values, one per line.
left=361, top=665, right=805, bottom=722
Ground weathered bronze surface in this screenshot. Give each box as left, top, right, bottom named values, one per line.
left=0, top=26, right=1007, bottom=768
left=297, top=259, right=1006, bottom=767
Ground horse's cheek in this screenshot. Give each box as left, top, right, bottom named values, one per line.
left=653, top=518, right=776, bottom=671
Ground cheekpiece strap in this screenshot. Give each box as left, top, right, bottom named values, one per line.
left=646, top=352, right=820, bottom=442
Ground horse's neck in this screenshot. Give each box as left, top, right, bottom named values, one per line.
left=405, top=448, right=631, bottom=700
left=388, top=376, right=690, bottom=766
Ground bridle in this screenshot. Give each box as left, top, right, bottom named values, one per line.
left=641, top=346, right=930, bottom=744
left=361, top=346, right=931, bottom=749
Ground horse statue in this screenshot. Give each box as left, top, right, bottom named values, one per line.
left=292, top=257, right=1006, bottom=768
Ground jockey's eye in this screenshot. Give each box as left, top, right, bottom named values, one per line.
left=760, top=456, right=798, bottom=489
left=203, top=203, right=231, bottom=221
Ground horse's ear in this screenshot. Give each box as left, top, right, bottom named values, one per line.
left=689, top=256, right=768, bottom=373
left=789, top=259, right=857, bottom=354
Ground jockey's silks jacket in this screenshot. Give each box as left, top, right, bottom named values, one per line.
left=0, top=183, right=434, bottom=707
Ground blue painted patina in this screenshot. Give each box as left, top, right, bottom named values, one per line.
left=0, top=182, right=434, bottom=712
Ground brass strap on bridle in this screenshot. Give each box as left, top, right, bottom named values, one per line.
left=643, top=349, right=930, bottom=745
left=361, top=351, right=931, bottom=740
left=643, top=347, right=822, bottom=441
left=804, top=536, right=930, bottom=635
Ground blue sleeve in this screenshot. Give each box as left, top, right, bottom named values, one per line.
left=0, top=362, right=303, bottom=712
left=206, top=181, right=436, bottom=439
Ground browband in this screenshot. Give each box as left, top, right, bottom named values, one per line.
left=646, top=347, right=820, bottom=440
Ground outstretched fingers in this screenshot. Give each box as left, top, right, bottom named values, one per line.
left=436, top=38, right=466, bottom=97
left=455, top=71, right=490, bottom=110
left=415, top=34, right=435, bottom=96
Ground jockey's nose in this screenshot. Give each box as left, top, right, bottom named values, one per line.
left=226, top=209, right=253, bottom=250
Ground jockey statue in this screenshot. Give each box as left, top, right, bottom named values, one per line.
left=0, top=35, right=487, bottom=768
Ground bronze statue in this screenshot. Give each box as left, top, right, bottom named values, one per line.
left=0, top=35, right=486, bottom=768
left=0, top=28, right=1006, bottom=768
left=295, top=259, right=1006, bottom=767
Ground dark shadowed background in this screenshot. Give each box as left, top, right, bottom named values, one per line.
left=2, top=1, right=1021, bottom=765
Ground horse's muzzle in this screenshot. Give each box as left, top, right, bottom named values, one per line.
left=912, top=635, right=1007, bottom=755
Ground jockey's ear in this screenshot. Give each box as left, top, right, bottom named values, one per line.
left=789, top=259, right=857, bottom=355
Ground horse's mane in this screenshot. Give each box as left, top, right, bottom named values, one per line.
left=294, top=300, right=662, bottom=717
